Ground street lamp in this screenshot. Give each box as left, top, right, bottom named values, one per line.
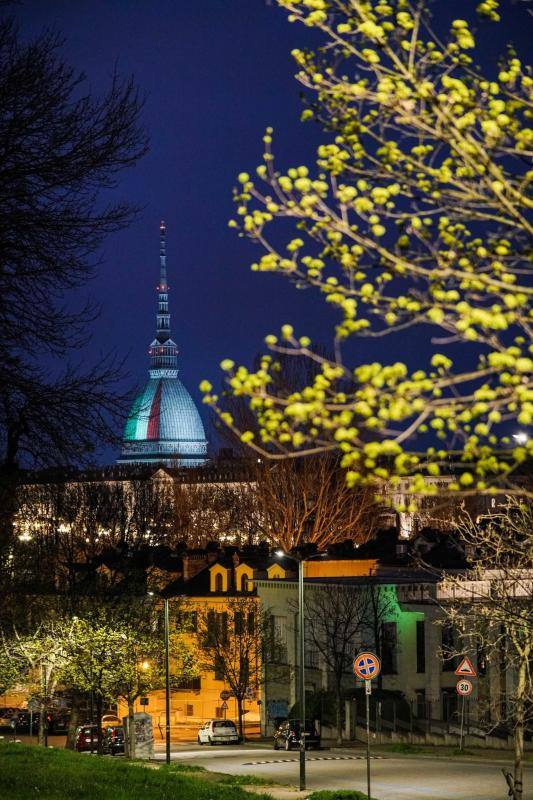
left=274, top=549, right=326, bottom=792
left=148, top=591, right=171, bottom=765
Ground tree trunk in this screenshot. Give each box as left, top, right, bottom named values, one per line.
left=65, top=690, right=84, bottom=750
left=38, top=700, right=46, bottom=747
left=236, top=696, right=244, bottom=741
left=513, top=657, right=527, bottom=800
left=95, top=694, right=103, bottom=755
left=335, top=684, right=344, bottom=745
left=127, top=701, right=136, bottom=759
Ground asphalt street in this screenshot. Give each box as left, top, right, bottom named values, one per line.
left=153, top=744, right=532, bottom=800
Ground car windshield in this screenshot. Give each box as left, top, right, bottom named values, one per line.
left=213, top=721, right=236, bottom=729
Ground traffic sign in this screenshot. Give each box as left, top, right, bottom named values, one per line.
left=220, top=690, right=231, bottom=701
left=456, top=678, right=473, bottom=696
left=354, top=652, right=381, bottom=680
left=220, top=701, right=228, bottom=711
left=455, top=656, right=477, bottom=678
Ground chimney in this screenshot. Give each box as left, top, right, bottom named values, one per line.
left=182, top=551, right=208, bottom=581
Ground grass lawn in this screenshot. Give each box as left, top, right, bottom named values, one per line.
left=0, top=743, right=273, bottom=800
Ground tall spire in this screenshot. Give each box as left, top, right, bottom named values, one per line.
left=156, top=220, right=170, bottom=340
left=149, top=220, right=178, bottom=375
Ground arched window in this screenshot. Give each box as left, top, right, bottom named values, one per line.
left=214, top=572, right=223, bottom=592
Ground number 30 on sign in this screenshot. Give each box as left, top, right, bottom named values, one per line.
left=456, top=679, right=473, bottom=696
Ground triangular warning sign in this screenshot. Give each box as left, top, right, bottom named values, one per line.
left=455, top=656, right=477, bottom=677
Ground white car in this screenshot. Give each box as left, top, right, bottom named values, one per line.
left=197, top=719, right=239, bottom=745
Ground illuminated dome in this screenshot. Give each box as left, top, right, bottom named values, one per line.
left=117, top=222, right=208, bottom=467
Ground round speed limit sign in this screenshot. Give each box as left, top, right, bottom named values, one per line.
left=456, top=678, right=473, bottom=696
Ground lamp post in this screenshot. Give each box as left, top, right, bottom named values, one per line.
left=275, top=549, right=325, bottom=792
left=149, top=592, right=171, bottom=765
left=163, top=597, right=171, bottom=766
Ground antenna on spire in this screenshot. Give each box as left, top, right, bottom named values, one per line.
left=159, top=219, right=167, bottom=290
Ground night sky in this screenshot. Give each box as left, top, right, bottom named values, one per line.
left=17, top=1, right=531, bottom=462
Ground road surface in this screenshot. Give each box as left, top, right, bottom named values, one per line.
left=153, top=743, right=531, bottom=800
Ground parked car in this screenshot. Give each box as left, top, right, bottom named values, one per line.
left=75, top=724, right=99, bottom=752
left=13, top=710, right=35, bottom=732
left=273, top=719, right=321, bottom=751
left=101, top=714, right=121, bottom=727
left=102, top=725, right=125, bottom=756
left=49, top=712, right=70, bottom=734
left=0, top=707, right=18, bottom=729
left=197, top=719, right=239, bottom=745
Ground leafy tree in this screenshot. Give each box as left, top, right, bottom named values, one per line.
left=58, top=617, right=123, bottom=754
left=203, top=0, right=532, bottom=506
left=59, top=604, right=197, bottom=757
left=436, top=500, right=532, bottom=800
left=1, top=623, right=71, bottom=745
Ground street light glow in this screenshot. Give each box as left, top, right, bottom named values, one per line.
left=512, top=431, right=529, bottom=445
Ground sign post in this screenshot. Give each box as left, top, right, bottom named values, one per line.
left=455, top=657, right=476, bottom=752
left=455, top=678, right=473, bottom=750
left=354, top=652, right=381, bottom=800
left=220, top=691, right=231, bottom=721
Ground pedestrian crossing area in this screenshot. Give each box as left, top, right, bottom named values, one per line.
left=243, top=754, right=386, bottom=765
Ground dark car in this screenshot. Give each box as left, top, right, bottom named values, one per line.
left=0, top=707, right=18, bottom=730
left=273, top=719, right=321, bottom=751
left=14, top=710, right=36, bottom=732
left=102, top=725, right=125, bottom=756
left=49, top=712, right=70, bottom=734
left=75, top=724, right=99, bottom=752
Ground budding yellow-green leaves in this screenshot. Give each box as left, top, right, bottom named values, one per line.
left=215, top=0, right=530, bottom=499
left=281, top=324, right=294, bottom=340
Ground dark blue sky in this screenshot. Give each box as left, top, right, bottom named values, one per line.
left=18, top=0, right=531, bottom=461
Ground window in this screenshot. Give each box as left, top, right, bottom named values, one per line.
left=441, top=622, right=457, bottom=672
left=215, top=706, right=224, bottom=719
left=177, top=611, right=197, bottom=632
left=305, top=649, right=319, bottom=669
left=207, top=610, right=228, bottom=645
left=214, top=655, right=225, bottom=681
left=214, top=572, right=223, bottom=592
left=247, top=611, right=255, bottom=635
left=441, top=688, right=458, bottom=722
left=381, top=621, right=397, bottom=674
left=240, top=656, right=249, bottom=685
left=175, top=676, right=201, bottom=691
left=235, top=611, right=244, bottom=636
left=477, top=644, right=487, bottom=676
left=415, top=689, right=426, bottom=719
left=416, top=620, right=426, bottom=673
left=270, top=615, right=288, bottom=664
left=241, top=574, right=250, bottom=592
left=185, top=704, right=194, bottom=717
